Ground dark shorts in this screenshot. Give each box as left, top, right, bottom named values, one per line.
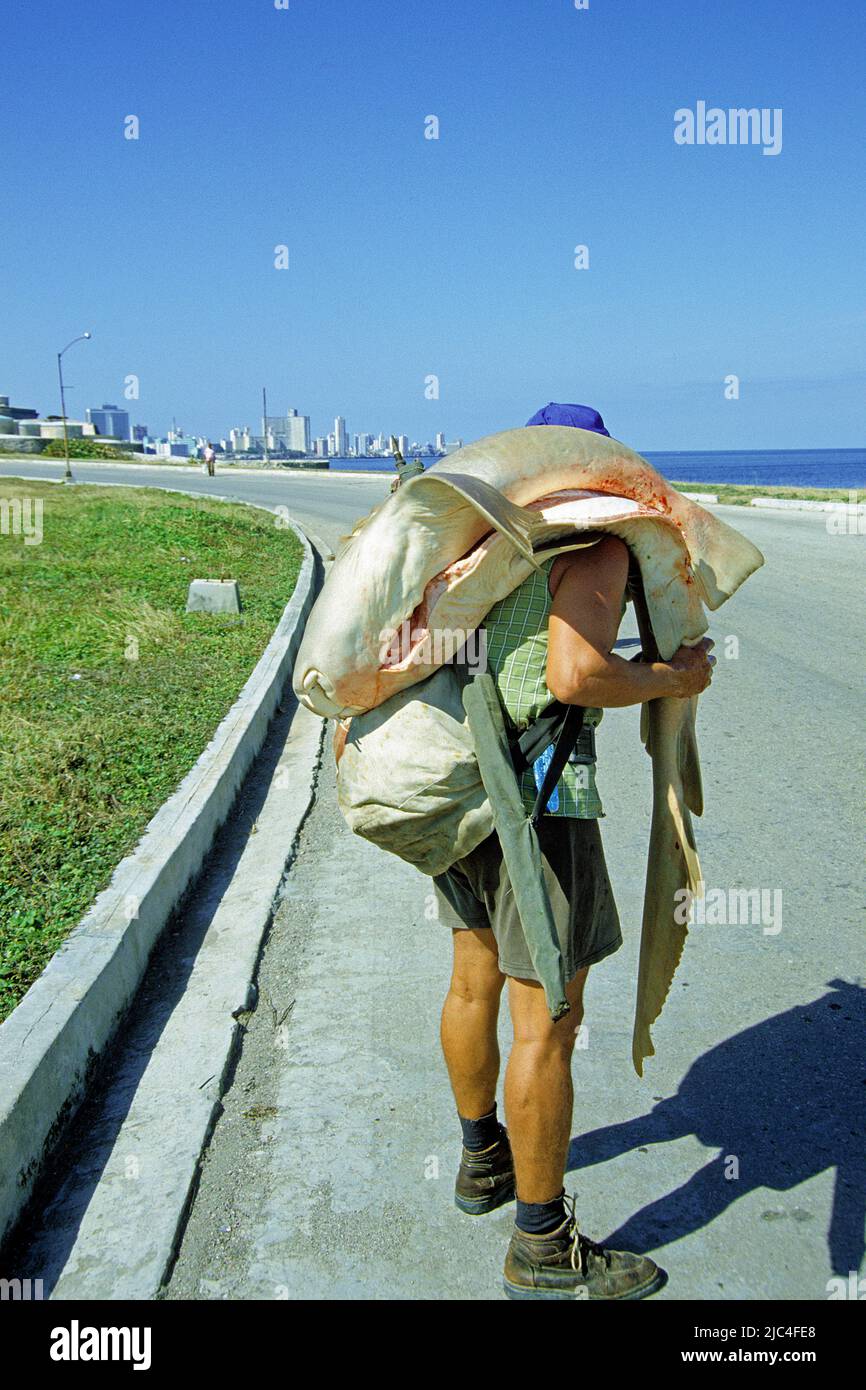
left=432, top=817, right=622, bottom=983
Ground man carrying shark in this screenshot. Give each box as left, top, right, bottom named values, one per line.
left=294, top=404, right=762, bottom=1299
left=432, top=403, right=716, bottom=1300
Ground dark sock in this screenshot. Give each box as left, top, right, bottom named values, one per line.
left=459, top=1104, right=500, bottom=1152
left=515, top=1192, right=566, bottom=1235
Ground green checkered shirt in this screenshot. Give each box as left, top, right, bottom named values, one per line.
left=482, top=559, right=604, bottom=819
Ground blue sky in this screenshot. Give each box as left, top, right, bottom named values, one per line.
left=2, top=0, right=863, bottom=450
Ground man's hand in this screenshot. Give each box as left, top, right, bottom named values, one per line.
left=547, top=540, right=717, bottom=708
left=665, top=638, right=716, bottom=698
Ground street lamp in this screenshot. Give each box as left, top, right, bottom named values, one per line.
left=57, top=332, right=92, bottom=482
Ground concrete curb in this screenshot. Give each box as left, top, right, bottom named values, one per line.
left=29, top=702, right=327, bottom=1301
left=0, top=505, right=319, bottom=1249
left=748, top=496, right=865, bottom=514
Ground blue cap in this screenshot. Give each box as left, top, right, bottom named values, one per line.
left=525, top=402, right=610, bottom=436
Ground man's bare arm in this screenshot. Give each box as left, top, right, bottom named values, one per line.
left=546, top=537, right=715, bottom=707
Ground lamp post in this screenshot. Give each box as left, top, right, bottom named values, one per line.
left=57, top=332, right=92, bottom=481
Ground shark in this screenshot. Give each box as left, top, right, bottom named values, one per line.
left=293, top=426, right=764, bottom=1072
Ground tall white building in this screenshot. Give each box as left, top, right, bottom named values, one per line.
left=435, top=432, right=446, bottom=452
left=397, top=434, right=409, bottom=458
left=354, top=432, right=370, bottom=456
left=334, top=416, right=348, bottom=456
left=286, top=408, right=310, bottom=454
left=261, top=408, right=310, bottom=455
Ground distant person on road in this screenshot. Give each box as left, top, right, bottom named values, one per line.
left=203, top=443, right=216, bottom=477
left=433, top=402, right=715, bottom=1300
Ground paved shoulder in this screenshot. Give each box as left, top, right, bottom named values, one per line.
left=166, top=758, right=514, bottom=1300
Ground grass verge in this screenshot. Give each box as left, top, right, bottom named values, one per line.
left=673, top=480, right=858, bottom=505
left=0, top=478, right=302, bottom=1020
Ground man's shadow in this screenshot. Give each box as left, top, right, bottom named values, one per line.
left=568, top=980, right=865, bottom=1275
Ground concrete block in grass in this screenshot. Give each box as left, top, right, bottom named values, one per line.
left=186, top=578, right=242, bottom=614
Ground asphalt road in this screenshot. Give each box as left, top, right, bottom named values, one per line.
left=0, top=456, right=392, bottom=553
left=4, top=458, right=864, bottom=1300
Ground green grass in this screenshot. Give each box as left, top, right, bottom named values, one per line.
left=0, top=479, right=302, bottom=1021
left=672, top=480, right=856, bottom=505
left=41, top=438, right=135, bottom=460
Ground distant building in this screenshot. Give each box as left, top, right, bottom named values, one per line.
left=229, top=426, right=254, bottom=453
left=334, top=416, right=348, bottom=456
left=327, top=432, right=336, bottom=455
left=263, top=408, right=310, bottom=454
left=87, top=403, right=130, bottom=440
left=397, top=434, right=409, bottom=458
left=132, top=424, right=149, bottom=442
left=287, top=408, right=310, bottom=454
left=0, top=393, right=38, bottom=421
left=0, top=393, right=117, bottom=450
left=435, top=432, right=446, bottom=452
left=354, top=432, right=371, bottom=456
left=313, top=436, right=328, bottom=457
left=444, top=438, right=464, bottom=454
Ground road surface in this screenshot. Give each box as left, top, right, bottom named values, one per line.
left=2, top=458, right=863, bottom=1300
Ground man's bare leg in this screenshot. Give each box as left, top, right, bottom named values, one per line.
left=442, top=928, right=515, bottom=1215
left=501, top=966, right=664, bottom=1298
left=440, top=927, right=506, bottom=1118
left=504, top=967, right=589, bottom=1203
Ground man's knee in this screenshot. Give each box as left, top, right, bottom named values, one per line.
left=449, top=928, right=505, bottom=1005
left=516, top=1013, right=584, bottom=1060
left=508, top=970, right=588, bottom=1052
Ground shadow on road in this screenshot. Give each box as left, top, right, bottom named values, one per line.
left=568, top=980, right=865, bottom=1276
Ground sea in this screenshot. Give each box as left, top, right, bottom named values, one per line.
left=327, top=448, right=865, bottom=489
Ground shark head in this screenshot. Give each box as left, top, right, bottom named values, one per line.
left=293, top=428, right=764, bottom=718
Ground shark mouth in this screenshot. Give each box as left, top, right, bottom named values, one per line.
left=378, top=532, right=499, bottom=670
left=379, top=488, right=645, bottom=672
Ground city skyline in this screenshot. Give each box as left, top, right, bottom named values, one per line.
left=0, top=382, right=459, bottom=457
left=1, top=373, right=473, bottom=456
